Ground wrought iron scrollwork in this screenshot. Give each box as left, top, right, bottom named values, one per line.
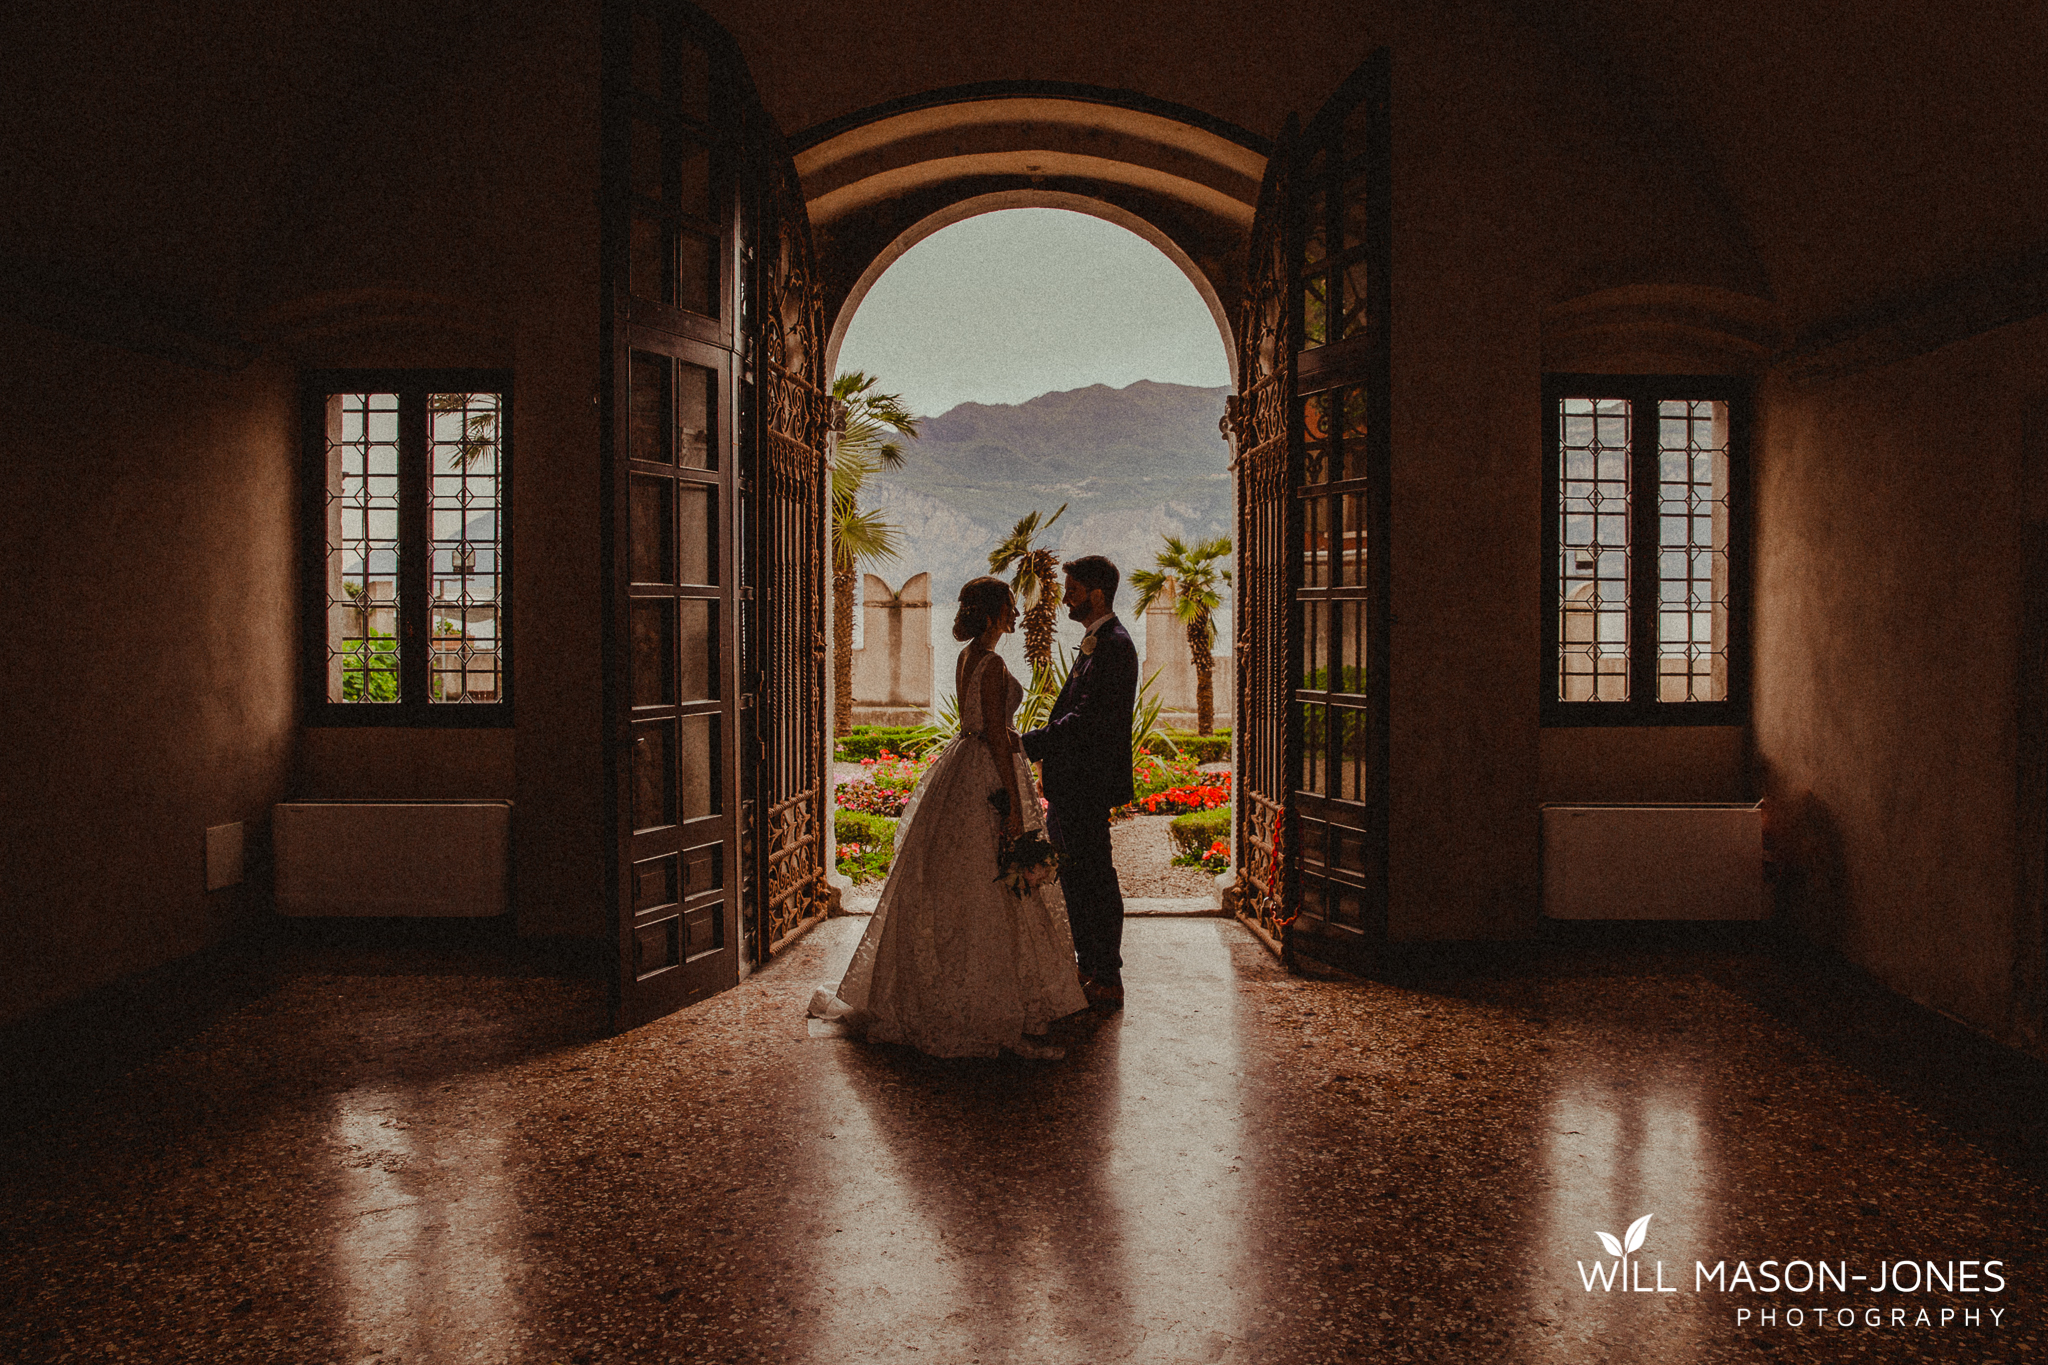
left=1238, top=374, right=1289, bottom=504
left=748, top=128, right=829, bottom=960
left=1230, top=116, right=1302, bottom=961
left=1239, top=791, right=1290, bottom=949
left=764, top=374, right=825, bottom=494
left=765, top=788, right=824, bottom=953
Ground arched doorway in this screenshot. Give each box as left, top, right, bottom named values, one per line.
left=600, top=7, right=1390, bottom=1029
left=790, top=69, right=1400, bottom=978
left=821, top=205, right=1240, bottom=917
left=822, top=191, right=1238, bottom=387
left=797, top=71, right=1391, bottom=975
left=797, top=101, right=1259, bottom=947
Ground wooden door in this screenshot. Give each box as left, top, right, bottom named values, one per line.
left=1228, top=52, right=1391, bottom=973
left=602, top=0, right=824, bottom=1028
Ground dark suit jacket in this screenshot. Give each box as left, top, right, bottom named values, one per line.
left=1022, top=616, right=1138, bottom=812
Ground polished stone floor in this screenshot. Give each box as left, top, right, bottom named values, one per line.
left=1, top=916, right=2042, bottom=1364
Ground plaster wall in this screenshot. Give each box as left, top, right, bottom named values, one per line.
left=1537, top=728, right=1750, bottom=806
left=851, top=573, right=934, bottom=708
left=0, top=336, right=298, bottom=1025
left=258, top=4, right=609, bottom=940
left=1754, top=313, right=2048, bottom=1051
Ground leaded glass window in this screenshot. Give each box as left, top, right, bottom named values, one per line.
left=306, top=372, right=511, bottom=725
left=1543, top=377, right=1747, bottom=726
left=326, top=392, right=403, bottom=704
left=429, top=392, right=505, bottom=703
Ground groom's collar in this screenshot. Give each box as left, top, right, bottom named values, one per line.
left=1081, top=612, right=1115, bottom=637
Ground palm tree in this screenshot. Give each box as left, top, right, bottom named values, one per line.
left=830, top=372, right=921, bottom=736
left=987, top=504, right=1067, bottom=671
left=1130, top=535, right=1233, bottom=735
left=428, top=392, right=501, bottom=469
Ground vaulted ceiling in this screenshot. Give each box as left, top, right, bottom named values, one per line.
left=6, top=0, right=2042, bottom=342
left=715, top=0, right=2048, bottom=334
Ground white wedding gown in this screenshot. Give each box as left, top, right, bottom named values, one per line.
left=809, top=649, right=1089, bottom=1056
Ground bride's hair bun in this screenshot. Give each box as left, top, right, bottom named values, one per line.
left=953, top=576, right=1014, bottom=642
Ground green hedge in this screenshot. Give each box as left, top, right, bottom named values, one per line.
left=834, top=810, right=899, bottom=884
left=1168, top=805, right=1231, bottom=856
left=834, top=726, right=935, bottom=761
left=835, top=810, right=898, bottom=849
left=1142, top=729, right=1233, bottom=764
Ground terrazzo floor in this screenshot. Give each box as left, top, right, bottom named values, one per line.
left=2, top=916, right=2043, bottom=1364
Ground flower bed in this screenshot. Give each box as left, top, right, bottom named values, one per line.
left=1125, top=770, right=1231, bottom=818
left=836, top=781, right=909, bottom=818
left=833, top=747, right=938, bottom=820
left=1168, top=804, right=1231, bottom=855
left=1171, top=837, right=1231, bottom=875
left=834, top=726, right=938, bottom=762
left=835, top=840, right=893, bottom=882
left=1142, top=729, right=1233, bottom=764
left=1130, top=750, right=1211, bottom=800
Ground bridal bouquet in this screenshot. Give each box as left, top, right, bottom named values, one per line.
left=994, top=829, right=1061, bottom=898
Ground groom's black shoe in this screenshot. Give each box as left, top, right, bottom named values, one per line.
left=1083, top=978, right=1124, bottom=1014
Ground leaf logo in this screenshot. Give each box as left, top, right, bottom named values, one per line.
left=1593, top=1214, right=1653, bottom=1257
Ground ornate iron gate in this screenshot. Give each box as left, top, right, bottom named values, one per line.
left=1229, top=52, right=1391, bottom=973
left=743, top=145, right=830, bottom=962
left=1227, top=115, right=1300, bottom=956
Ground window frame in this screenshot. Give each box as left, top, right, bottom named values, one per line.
left=1540, top=373, right=1751, bottom=728
left=300, top=368, right=514, bottom=728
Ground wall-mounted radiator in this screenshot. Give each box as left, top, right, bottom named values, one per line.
left=1541, top=802, right=1765, bottom=921
left=274, top=801, right=511, bottom=917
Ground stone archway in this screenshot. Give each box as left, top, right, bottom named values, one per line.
left=793, top=87, right=1261, bottom=910
left=790, top=84, right=1269, bottom=381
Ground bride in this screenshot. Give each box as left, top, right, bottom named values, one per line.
left=809, top=577, right=1089, bottom=1059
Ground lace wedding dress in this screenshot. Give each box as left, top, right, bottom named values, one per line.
left=809, top=649, right=1089, bottom=1057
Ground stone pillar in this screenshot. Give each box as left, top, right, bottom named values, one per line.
left=1144, top=584, right=1198, bottom=717
left=1145, top=585, right=1232, bottom=730
left=850, top=572, right=933, bottom=726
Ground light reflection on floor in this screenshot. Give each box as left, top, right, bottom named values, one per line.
left=1522, top=1079, right=1712, bottom=1360
left=1101, top=934, right=1254, bottom=1361
left=796, top=918, right=1257, bottom=1363
left=801, top=1051, right=965, bottom=1360
left=4, top=919, right=2041, bottom=1364
left=331, top=1086, right=518, bottom=1362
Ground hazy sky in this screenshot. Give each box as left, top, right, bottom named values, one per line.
left=835, top=208, right=1232, bottom=419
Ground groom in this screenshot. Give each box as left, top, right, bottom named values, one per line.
left=1022, top=555, right=1137, bottom=1013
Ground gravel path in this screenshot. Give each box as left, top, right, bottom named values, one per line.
left=1111, top=814, right=1218, bottom=897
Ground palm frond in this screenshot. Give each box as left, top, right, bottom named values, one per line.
left=829, top=370, right=921, bottom=505
left=428, top=392, right=501, bottom=470
left=833, top=504, right=902, bottom=570
left=1134, top=534, right=1234, bottom=625
left=1128, top=566, right=1170, bottom=616
left=1130, top=668, right=1177, bottom=770
left=1016, top=645, right=1072, bottom=733
left=906, top=693, right=961, bottom=752
left=988, top=504, right=1067, bottom=587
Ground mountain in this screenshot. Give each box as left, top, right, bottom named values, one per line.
left=857, top=379, right=1233, bottom=699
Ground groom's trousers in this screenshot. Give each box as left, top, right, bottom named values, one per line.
left=1048, top=798, right=1124, bottom=988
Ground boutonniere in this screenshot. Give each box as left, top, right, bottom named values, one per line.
left=1080, top=635, right=1097, bottom=656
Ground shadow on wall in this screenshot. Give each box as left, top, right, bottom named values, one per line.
left=1758, top=778, right=1849, bottom=946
